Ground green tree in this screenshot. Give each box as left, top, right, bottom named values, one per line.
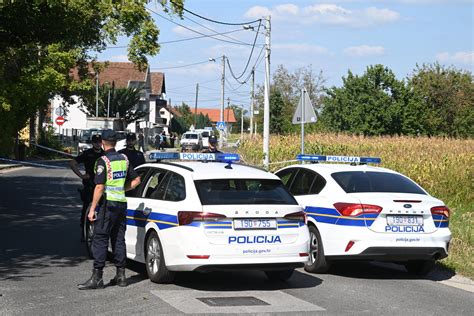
left=270, top=89, right=287, bottom=134
left=320, top=65, right=407, bottom=136
left=407, top=63, right=474, bottom=137
left=0, top=0, right=184, bottom=156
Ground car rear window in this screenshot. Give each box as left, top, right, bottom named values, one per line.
left=331, top=171, right=427, bottom=194
left=183, top=134, right=198, bottom=139
left=194, top=179, right=298, bottom=205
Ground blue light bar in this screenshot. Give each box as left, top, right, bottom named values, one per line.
left=296, top=154, right=381, bottom=164
left=149, top=152, right=240, bottom=162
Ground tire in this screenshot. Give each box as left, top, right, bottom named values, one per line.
left=264, top=269, right=294, bottom=282
left=305, top=225, right=331, bottom=273
left=84, top=208, right=94, bottom=259
left=404, top=260, right=435, bottom=276
left=145, top=231, right=175, bottom=284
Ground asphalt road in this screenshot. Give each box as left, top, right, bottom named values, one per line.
left=0, top=163, right=473, bottom=315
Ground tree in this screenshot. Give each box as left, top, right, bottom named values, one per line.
left=269, top=89, right=287, bottom=134
left=320, top=65, right=407, bottom=136
left=0, top=0, right=184, bottom=156
left=407, top=63, right=473, bottom=137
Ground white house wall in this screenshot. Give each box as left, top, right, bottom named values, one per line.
left=51, top=96, right=87, bottom=133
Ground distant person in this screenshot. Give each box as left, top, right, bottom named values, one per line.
left=119, top=133, right=146, bottom=168
left=202, top=135, right=221, bottom=153
left=154, top=134, right=160, bottom=150
left=170, top=133, right=176, bottom=148
left=69, top=134, right=104, bottom=240
left=137, top=131, right=145, bottom=152
left=78, top=129, right=140, bottom=290
left=159, top=131, right=167, bottom=150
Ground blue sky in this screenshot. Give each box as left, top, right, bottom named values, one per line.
left=98, top=0, right=473, bottom=110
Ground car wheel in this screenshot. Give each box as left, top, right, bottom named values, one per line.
left=145, top=231, right=175, bottom=284
left=305, top=225, right=331, bottom=273
left=404, top=260, right=435, bottom=276
left=84, top=215, right=94, bottom=259
left=264, top=269, right=294, bottom=281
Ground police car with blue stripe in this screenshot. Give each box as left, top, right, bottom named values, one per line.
left=124, top=152, right=309, bottom=283
left=275, top=155, right=451, bottom=276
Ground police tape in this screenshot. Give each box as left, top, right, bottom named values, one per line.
left=30, top=143, right=75, bottom=158
left=0, top=157, right=66, bottom=169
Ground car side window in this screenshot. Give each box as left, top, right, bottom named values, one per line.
left=125, top=167, right=150, bottom=197
left=143, top=169, right=168, bottom=199
left=290, top=169, right=316, bottom=196
left=309, top=172, right=326, bottom=194
left=275, top=168, right=296, bottom=188
left=164, top=173, right=186, bottom=202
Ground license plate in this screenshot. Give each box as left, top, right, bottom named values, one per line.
left=387, top=215, right=423, bottom=226
left=234, top=219, right=277, bottom=230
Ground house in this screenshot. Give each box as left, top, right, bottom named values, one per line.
left=194, top=108, right=236, bottom=124
left=50, top=62, right=170, bottom=138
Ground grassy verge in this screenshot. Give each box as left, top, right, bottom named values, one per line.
left=237, top=133, right=473, bottom=278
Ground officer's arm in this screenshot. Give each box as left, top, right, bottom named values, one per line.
left=88, top=185, right=105, bottom=221
left=125, top=176, right=141, bottom=192
left=69, top=159, right=88, bottom=180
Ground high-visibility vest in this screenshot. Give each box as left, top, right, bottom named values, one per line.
left=101, top=154, right=129, bottom=202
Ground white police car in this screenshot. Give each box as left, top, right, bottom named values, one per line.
left=123, top=152, right=309, bottom=283
left=275, top=155, right=451, bottom=276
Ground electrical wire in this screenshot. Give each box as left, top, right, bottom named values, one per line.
left=170, top=0, right=262, bottom=26
left=148, top=8, right=255, bottom=46
left=150, top=59, right=217, bottom=70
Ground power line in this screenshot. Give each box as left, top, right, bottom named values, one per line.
left=148, top=8, right=255, bottom=46
left=150, top=59, right=216, bottom=70
left=168, top=78, right=220, bottom=90
left=170, top=0, right=262, bottom=26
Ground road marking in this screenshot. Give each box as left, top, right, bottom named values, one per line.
left=151, top=289, right=325, bottom=314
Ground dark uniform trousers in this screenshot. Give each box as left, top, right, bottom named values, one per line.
left=92, top=204, right=127, bottom=270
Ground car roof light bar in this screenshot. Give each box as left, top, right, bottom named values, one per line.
left=296, top=154, right=381, bottom=164
left=149, top=152, right=240, bottom=163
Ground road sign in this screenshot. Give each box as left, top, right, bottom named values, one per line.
left=55, top=107, right=65, bottom=116
left=292, top=89, right=317, bottom=124
left=216, top=121, right=226, bottom=131
left=55, top=116, right=65, bottom=126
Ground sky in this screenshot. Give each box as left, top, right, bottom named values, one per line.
left=97, top=0, right=474, bottom=111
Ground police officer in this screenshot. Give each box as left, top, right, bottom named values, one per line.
left=118, top=133, right=146, bottom=168
left=78, top=130, right=141, bottom=290
left=70, top=134, right=104, bottom=239
left=202, top=135, right=221, bottom=153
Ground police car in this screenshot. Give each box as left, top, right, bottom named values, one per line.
left=122, top=152, right=309, bottom=283
left=275, top=155, right=451, bottom=276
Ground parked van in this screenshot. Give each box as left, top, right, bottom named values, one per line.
left=180, top=131, right=203, bottom=152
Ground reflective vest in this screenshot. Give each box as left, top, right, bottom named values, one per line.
left=101, top=154, right=129, bottom=203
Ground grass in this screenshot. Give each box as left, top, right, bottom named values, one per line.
left=237, top=133, right=474, bottom=278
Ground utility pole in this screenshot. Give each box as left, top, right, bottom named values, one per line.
left=250, top=67, right=255, bottom=136
left=240, top=105, right=244, bottom=139
left=107, top=84, right=111, bottom=118
left=194, top=83, right=199, bottom=127
left=263, top=15, right=271, bottom=169
left=219, top=55, right=225, bottom=148
left=96, top=72, right=99, bottom=117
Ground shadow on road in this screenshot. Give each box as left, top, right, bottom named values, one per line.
left=328, top=261, right=455, bottom=281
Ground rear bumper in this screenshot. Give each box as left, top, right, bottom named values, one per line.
left=327, top=247, right=448, bottom=262
left=194, top=262, right=304, bottom=272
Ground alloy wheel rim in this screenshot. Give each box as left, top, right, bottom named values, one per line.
left=147, top=238, right=161, bottom=274
left=308, top=231, right=318, bottom=265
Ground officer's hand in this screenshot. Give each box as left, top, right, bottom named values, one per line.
left=81, top=174, right=90, bottom=180
left=88, top=209, right=96, bottom=222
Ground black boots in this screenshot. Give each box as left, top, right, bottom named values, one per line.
left=77, top=269, right=104, bottom=290
left=110, top=267, right=127, bottom=287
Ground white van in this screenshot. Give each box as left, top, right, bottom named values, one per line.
left=180, top=132, right=203, bottom=151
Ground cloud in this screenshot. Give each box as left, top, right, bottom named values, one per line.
left=244, top=3, right=400, bottom=27
left=274, top=43, right=331, bottom=55
left=344, top=45, right=386, bottom=57
left=436, top=51, right=474, bottom=65
left=109, top=55, right=129, bottom=62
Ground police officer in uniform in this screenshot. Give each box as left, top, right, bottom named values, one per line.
left=70, top=134, right=104, bottom=239
left=78, top=130, right=141, bottom=290
left=202, top=135, right=221, bottom=153
left=118, top=133, right=146, bottom=168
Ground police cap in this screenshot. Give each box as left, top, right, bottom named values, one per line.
left=209, top=135, right=218, bottom=144
left=91, top=134, right=102, bottom=143
left=101, top=129, right=117, bottom=141
left=126, top=133, right=137, bottom=141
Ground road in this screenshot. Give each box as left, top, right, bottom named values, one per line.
left=0, top=163, right=473, bottom=315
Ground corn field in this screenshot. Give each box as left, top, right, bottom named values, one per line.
left=237, top=133, right=474, bottom=278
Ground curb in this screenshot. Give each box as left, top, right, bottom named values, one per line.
left=0, top=164, right=24, bottom=170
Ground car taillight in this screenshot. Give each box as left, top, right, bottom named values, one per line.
left=431, top=206, right=450, bottom=218
left=334, top=203, right=382, bottom=217
left=177, top=211, right=226, bottom=225
left=284, top=211, right=307, bottom=224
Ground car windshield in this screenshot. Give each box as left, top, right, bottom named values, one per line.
left=331, top=171, right=427, bottom=194
left=195, top=179, right=298, bottom=205
left=183, top=134, right=198, bottom=139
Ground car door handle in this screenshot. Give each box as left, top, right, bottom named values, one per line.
left=143, top=207, right=152, bottom=216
